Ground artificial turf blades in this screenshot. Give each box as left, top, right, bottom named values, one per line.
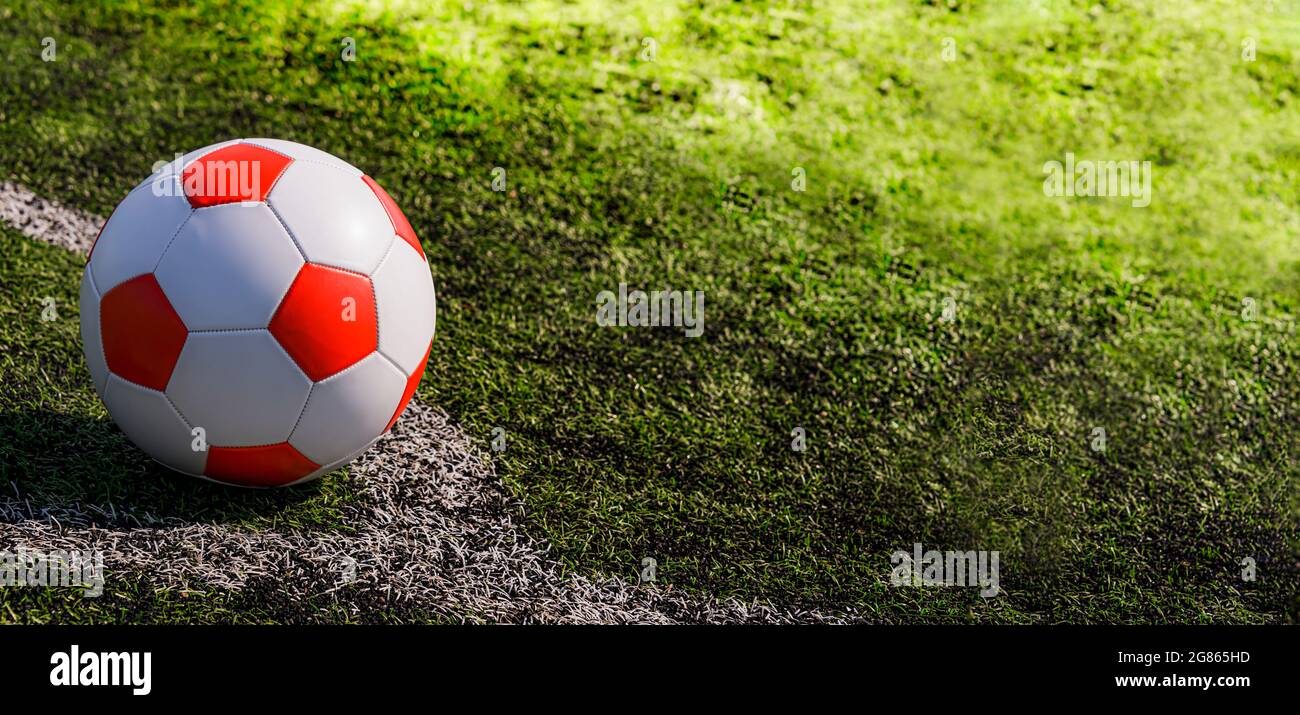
left=1, top=0, right=1297, bottom=622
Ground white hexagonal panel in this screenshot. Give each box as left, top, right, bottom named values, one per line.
left=244, top=138, right=363, bottom=176
left=373, top=238, right=437, bottom=375
left=294, top=433, right=386, bottom=485
left=103, top=374, right=207, bottom=476
left=266, top=162, right=394, bottom=274
left=166, top=330, right=312, bottom=447
left=289, top=437, right=381, bottom=486
left=289, top=352, right=405, bottom=465
left=79, top=269, right=110, bottom=398
left=154, top=203, right=304, bottom=331
left=89, top=176, right=194, bottom=294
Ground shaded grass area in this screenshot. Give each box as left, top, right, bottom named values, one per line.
left=0, top=0, right=1297, bottom=622
left=0, top=574, right=449, bottom=624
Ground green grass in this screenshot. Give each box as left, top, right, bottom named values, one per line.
left=1, top=0, right=1297, bottom=622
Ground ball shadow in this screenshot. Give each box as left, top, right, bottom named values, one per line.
left=0, top=408, right=336, bottom=528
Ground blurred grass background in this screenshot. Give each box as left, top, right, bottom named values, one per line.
left=1, top=0, right=1297, bottom=622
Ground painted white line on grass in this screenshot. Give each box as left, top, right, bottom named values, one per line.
left=0, top=182, right=855, bottom=623
left=0, top=181, right=101, bottom=253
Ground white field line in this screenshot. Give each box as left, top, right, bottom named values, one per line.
left=0, top=181, right=856, bottom=623
left=0, top=182, right=102, bottom=253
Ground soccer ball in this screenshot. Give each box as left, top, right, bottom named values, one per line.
left=79, top=139, right=436, bottom=487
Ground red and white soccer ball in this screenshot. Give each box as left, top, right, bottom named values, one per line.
left=80, top=138, right=436, bottom=487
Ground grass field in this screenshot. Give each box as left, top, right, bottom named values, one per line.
left=1, top=0, right=1298, bottom=623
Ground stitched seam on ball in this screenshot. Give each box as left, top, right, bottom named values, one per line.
left=316, top=262, right=372, bottom=279
left=304, top=257, right=386, bottom=276
left=285, top=352, right=378, bottom=450
left=121, top=141, right=235, bottom=197
left=370, top=238, right=394, bottom=356
left=261, top=330, right=315, bottom=444
left=150, top=207, right=197, bottom=274
left=244, top=142, right=296, bottom=198
left=125, top=381, right=209, bottom=475
left=287, top=382, right=314, bottom=441
left=261, top=166, right=291, bottom=199
left=206, top=441, right=302, bottom=451
left=160, top=390, right=195, bottom=432
left=376, top=346, right=416, bottom=378
left=363, top=175, right=405, bottom=240
left=301, top=335, right=379, bottom=383
left=371, top=275, right=381, bottom=357
left=261, top=326, right=312, bottom=386
left=288, top=158, right=361, bottom=173
left=237, top=141, right=294, bottom=162
left=265, top=200, right=309, bottom=263
left=371, top=234, right=398, bottom=361
left=186, top=327, right=268, bottom=334
left=315, top=350, right=379, bottom=385
left=84, top=269, right=111, bottom=393
left=240, top=142, right=361, bottom=176
left=143, top=138, right=245, bottom=192
left=264, top=260, right=305, bottom=330
left=373, top=349, right=409, bottom=380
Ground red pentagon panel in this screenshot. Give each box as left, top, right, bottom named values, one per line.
left=269, top=263, right=378, bottom=381
left=182, top=143, right=293, bottom=208
left=362, top=175, right=424, bottom=258
left=205, top=442, right=319, bottom=487
left=385, top=341, right=432, bottom=432
left=100, top=274, right=189, bottom=391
